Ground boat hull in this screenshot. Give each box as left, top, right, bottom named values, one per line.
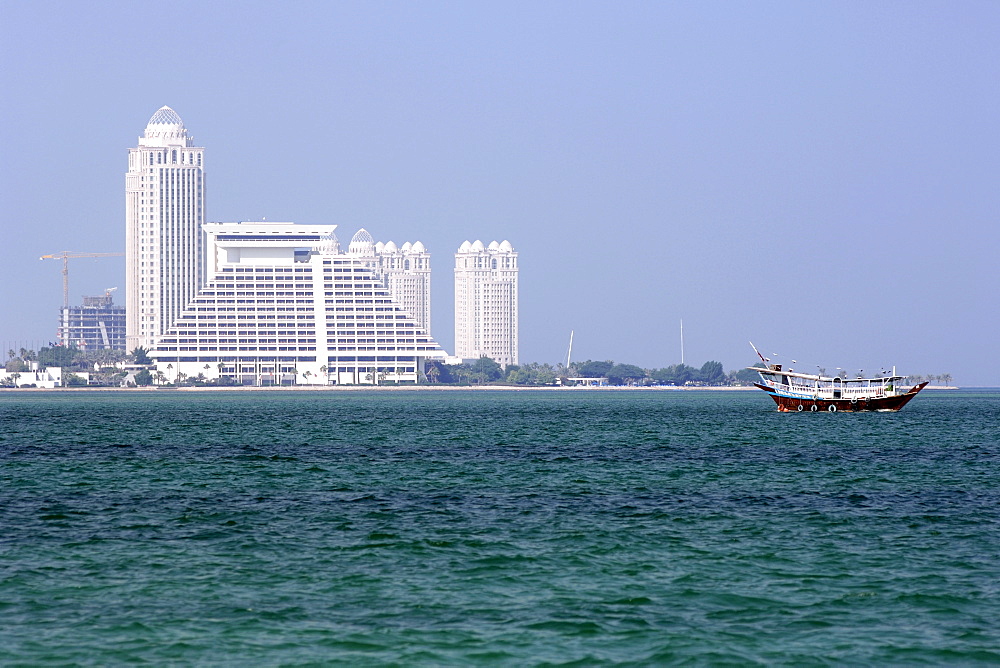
left=754, top=382, right=929, bottom=413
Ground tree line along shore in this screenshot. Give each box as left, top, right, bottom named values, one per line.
left=3, top=346, right=955, bottom=389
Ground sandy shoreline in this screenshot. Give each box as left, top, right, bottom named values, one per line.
left=1, top=384, right=754, bottom=392
left=0, top=385, right=963, bottom=393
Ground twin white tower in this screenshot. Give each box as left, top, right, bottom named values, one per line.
left=124, top=106, right=518, bottom=374
left=454, top=240, right=519, bottom=366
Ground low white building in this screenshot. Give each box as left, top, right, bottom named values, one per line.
left=150, top=221, right=446, bottom=385
left=0, top=365, right=66, bottom=388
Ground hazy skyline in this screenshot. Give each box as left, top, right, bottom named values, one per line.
left=2, top=2, right=998, bottom=384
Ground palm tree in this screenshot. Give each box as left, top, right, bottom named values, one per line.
left=426, top=364, right=440, bottom=383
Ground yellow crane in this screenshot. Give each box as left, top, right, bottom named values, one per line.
left=39, top=251, right=125, bottom=308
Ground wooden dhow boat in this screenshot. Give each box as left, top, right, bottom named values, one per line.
left=747, top=342, right=928, bottom=412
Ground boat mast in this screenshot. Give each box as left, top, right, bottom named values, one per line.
left=680, top=319, right=684, bottom=365
left=749, top=341, right=769, bottom=365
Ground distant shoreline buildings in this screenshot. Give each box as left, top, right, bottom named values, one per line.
left=116, top=106, right=517, bottom=384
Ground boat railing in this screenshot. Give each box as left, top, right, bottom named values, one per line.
left=775, top=378, right=897, bottom=398
left=843, top=386, right=887, bottom=398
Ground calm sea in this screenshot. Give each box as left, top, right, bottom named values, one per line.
left=1, top=389, right=998, bottom=665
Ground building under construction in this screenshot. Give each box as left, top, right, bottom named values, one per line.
left=57, top=290, right=126, bottom=350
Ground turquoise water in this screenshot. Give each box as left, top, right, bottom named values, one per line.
left=2, top=389, right=999, bottom=665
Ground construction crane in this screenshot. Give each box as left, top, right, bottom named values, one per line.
left=39, top=251, right=125, bottom=308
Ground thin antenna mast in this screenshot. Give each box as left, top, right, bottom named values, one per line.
left=566, top=330, right=574, bottom=371
left=680, top=319, right=684, bottom=365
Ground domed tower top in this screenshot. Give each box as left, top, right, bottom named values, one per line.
left=139, top=105, right=195, bottom=148
left=148, top=106, right=184, bottom=126
left=348, top=228, right=375, bottom=255
left=318, top=232, right=341, bottom=256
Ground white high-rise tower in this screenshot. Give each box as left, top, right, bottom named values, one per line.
left=454, top=239, right=518, bottom=366
left=125, top=106, right=205, bottom=350
left=347, top=229, right=433, bottom=334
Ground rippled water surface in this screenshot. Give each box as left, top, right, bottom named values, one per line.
left=2, top=389, right=999, bottom=665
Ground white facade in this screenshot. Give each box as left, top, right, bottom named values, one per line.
left=347, top=229, right=432, bottom=334
left=454, top=239, right=518, bottom=366
left=0, top=365, right=66, bottom=388
left=126, top=106, right=205, bottom=351
left=150, top=222, right=445, bottom=385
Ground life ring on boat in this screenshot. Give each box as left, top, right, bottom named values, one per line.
left=810, top=405, right=818, bottom=412
left=797, top=404, right=804, bottom=412
left=828, top=405, right=837, bottom=412
left=850, top=398, right=858, bottom=404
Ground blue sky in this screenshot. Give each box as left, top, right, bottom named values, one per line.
left=1, top=1, right=998, bottom=384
